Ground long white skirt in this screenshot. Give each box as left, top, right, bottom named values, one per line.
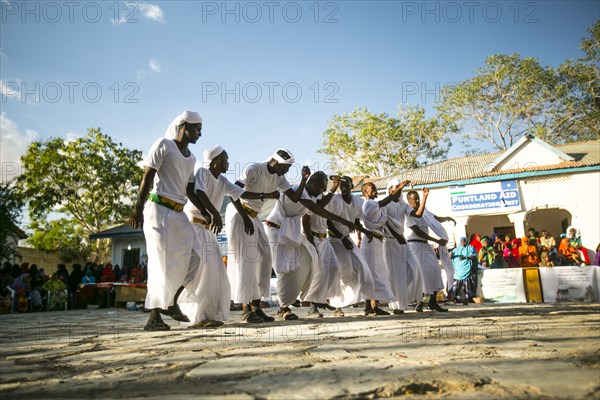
left=384, top=239, right=408, bottom=310
left=302, top=237, right=341, bottom=304
left=328, top=237, right=375, bottom=308
left=438, top=245, right=454, bottom=295
left=178, top=224, right=231, bottom=324
left=225, top=203, right=272, bottom=304
left=361, top=237, right=396, bottom=302
left=267, top=226, right=318, bottom=307
left=143, top=202, right=198, bottom=310
left=407, top=242, right=444, bottom=295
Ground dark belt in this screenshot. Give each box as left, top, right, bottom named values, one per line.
left=327, top=230, right=342, bottom=239
left=265, top=220, right=281, bottom=229
left=371, top=232, right=384, bottom=241
left=408, top=239, right=428, bottom=244
left=311, top=231, right=327, bottom=239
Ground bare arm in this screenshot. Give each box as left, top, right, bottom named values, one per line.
left=377, top=179, right=409, bottom=208
left=231, top=198, right=255, bottom=236
left=409, top=224, right=447, bottom=246
left=317, top=175, right=340, bottom=207
left=434, top=215, right=456, bottom=225
left=302, top=214, right=315, bottom=248
left=284, top=166, right=311, bottom=203
left=129, top=167, right=156, bottom=229
left=192, top=187, right=222, bottom=234
left=409, top=187, right=429, bottom=218
left=386, top=222, right=406, bottom=244
left=300, top=199, right=355, bottom=230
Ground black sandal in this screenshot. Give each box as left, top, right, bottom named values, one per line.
left=242, top=311, right=264, bottom=323
left=278, top=307, right=298, bottom=320
left=160, top=304, right=190, bottom=322
left=144, top=320, right=171, bottom=331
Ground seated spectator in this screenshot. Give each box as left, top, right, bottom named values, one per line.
left=42, top=273, right=67, bottom=310
left=98, top=263, right=115, bottom=308
left=0, top=272, right=14, bottom=314
left=558, top=226, right=591, bottom=265
left=81, top=269, right=96, bottom=284
left=11, top=273, right=32, bottom=312
left=540, top=230, right=557, bottom=252
left=69, top=264, right=84, bottom=309
left=503, top=242, right=519, bottom=268
left=100, top=263, right=115, bottom=282
left=593, top=244, right=600, bottom=266
left=469, top=233, right=483, bottom=254
left=520, top=236, right=539, bottom=268
left=129, top=264, right=143, bottom=284
left=478, top=236, right=495, bottom=268
left=539, top=250, right=555, bottom=267
left=113, top=264, right=122, bottom=282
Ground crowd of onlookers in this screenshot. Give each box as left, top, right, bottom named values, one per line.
left=460, top=225, right=599, bottom=270
left=0, top=261, right=148, bottom=314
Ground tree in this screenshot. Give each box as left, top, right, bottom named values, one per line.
left=554, top=21, right=600, bottom=140
left=438, top=22, right=600, bottom=153
left=16, top=128, right=143, bottom=260
left=319, top=106, right=452, bottom=177
left=0, top=182, right=24, bottom=263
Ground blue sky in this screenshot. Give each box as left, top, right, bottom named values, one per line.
left=1, top=0, right=598, bottom=185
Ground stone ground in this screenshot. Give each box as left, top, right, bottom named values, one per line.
left=1, top=302, right=599, bottom=400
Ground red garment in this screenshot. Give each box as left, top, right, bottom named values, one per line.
left=470, top=234, right=482, bottom=253
left=100, top=264, right=115, bottom=282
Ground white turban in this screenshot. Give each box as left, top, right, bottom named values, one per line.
left=203, top=145, right=225, bottom=163
left=164, top=110, right=203, bottom=140
left=386, top=178, right=402, bottom=190
left=265, top=148, right=295, bottom=165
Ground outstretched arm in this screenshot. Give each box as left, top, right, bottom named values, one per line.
left=301, top=199, right=355, bottom=230
left=317, top=175, right=340, bottom=207
left=284, top=166, right=311, bottom=203
left=378, top=179, right=410, bottom=208
left=409, top=224, right=447, bottom=246
left=435, top=215, right=456, bottom=225
left=409, top=187, right=429, bottom=218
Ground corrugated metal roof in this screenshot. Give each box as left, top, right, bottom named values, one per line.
left=364, top=139, right=600, bottom=190
left=89, top=224, right=144, bottom=240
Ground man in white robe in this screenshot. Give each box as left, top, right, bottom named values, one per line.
left=226, top=149, right=305, bottom=323
left=129, top=110, right=204, bottom=331
left=381, top=178, right=412, bottom=315
left=326, top=177, right=376, bottom=313
left=405, top=189, right=449, bottom=312
left=266, top=171, right=355, bottom=320
left=360, top=182, right=403, bottom=315
left=179, top=145, right=278, bottom=327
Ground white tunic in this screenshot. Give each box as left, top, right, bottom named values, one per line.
left=361, top=199, right=396, bottom=302
left=422, top=209, right=454, bottom=295
left=226, top=162, right=291, bottom=304
left=179, top=167, right=242, bottom=323
left=143, top=138, right=198, bottom=310
left=406, top=213, right=444, bottom=294
left=383, top=199, right=412, bottom=310
left=266, top=186, right=320, bottom=306
left=327, top=194, right=375, bottom=307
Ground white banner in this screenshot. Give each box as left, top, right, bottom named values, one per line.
left=480, top=268, right=527, bottom=303
left=539, top=266, right=596, bottom=302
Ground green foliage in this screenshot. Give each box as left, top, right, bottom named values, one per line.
left=320, top=106, right=452, bottom=177
left=437, top=23, right=600, bottom=152
left=16, top=128, right=143, bottom=260
left=0, top=183, right=24, bottom=262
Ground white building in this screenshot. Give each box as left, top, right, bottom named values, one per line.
left=362, top=136, right=600, bottom=260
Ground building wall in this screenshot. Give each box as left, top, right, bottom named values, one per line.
left=111, top=237, right=147, bottom=268
left=409, top=170, right=600, bottom=251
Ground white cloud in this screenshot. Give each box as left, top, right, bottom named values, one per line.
left=0, top=48, right=7, bottom=61
left=137, top=69, right=147, bottom=80
left=148, top=59, right=161, bottom=73
left=0, top=113, right=37, bottom=183
left=136, top=3, right=164, bottom=23
left=1, top=79, right=22, bottom=101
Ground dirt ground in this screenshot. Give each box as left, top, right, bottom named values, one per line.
left=1, top=302, right=599, bottom=400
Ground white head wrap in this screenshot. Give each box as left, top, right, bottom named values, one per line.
left=265, top=148, right=295, bottom=165
left=203, top=145, right=225, bottom=164
left=386, top=178, right=402, bottom=190
left=164, top=110, right=203, bottom=140
left=566, top=226, right=580, bottom=238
